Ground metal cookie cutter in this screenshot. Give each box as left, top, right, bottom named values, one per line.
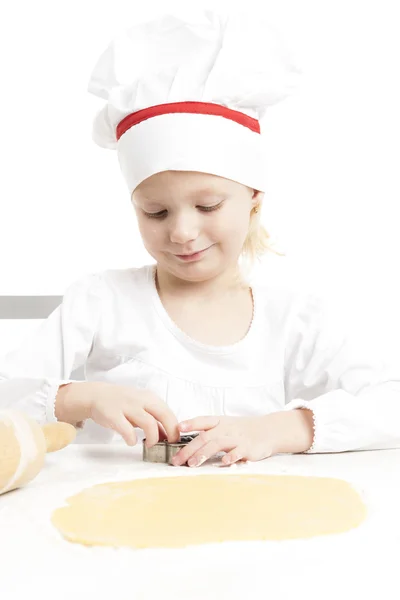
left=142, top=434, right=199, bottom=465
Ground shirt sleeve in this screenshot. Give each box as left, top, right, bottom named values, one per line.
left=0, top=272, right=103, bottom=425
left=283, top=291, right=400, bottom=453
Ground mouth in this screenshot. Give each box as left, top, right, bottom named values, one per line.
left=174, top=246, right=213, bottom=262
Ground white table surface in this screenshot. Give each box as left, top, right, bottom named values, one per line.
left=1, top=444, right=399, bottom=600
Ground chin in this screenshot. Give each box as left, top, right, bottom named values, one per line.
left=174, top=263, right=215, bottom=279
left=176, top=261, right=235, bottom=283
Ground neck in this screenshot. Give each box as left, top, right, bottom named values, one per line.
left=155, top=264, right=248, bottom=301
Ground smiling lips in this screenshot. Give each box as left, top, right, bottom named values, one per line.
left=175, top=246, right=212, bottom=261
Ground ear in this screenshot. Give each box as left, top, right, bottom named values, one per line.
left=252, top=189, right=264, bottom=208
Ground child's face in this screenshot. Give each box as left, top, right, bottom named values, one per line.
left=131, top=170, right=262, bottom=283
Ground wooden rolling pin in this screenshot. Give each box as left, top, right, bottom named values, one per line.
left=0, top=409, right=76, bottom=495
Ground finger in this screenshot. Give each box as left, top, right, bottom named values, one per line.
left=157, top=421, right=167, bottom=441
left=143, top=396, right=180, bottom=443
left=221, top=447, right=246, bottom=466
left=187, top=438, right=238, bottom=468
left=128, top=411, right=159, bottom=448
left=171, top=431, right=211, bottom=466
left=104, top=413, right=137, bottom=446
left=179, top=416, right=220, bottom=433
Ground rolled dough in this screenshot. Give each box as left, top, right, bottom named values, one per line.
left=51, top=474, right=366, bottom=549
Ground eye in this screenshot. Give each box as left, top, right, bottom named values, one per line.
left=144, top=210, right=167, bottom=219
left=143, top=202, right=223, bottom=219
left=200, top=202, right=223, bottom=212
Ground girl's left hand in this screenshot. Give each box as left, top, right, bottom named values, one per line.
left=172, top=411, right=314, bottom=467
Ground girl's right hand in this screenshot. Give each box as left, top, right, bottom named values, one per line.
left=55, top=381, right=180, bottom=447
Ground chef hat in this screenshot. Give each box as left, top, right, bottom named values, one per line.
left=87, top=9, right=302, bottom=195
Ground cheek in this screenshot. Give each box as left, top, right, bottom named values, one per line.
left=137, top=219, right=161, bottom=245
left=217, top=210, right=250, bottom=238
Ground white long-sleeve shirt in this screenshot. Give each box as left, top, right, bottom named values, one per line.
left=1, top=263, right=399, bottom=452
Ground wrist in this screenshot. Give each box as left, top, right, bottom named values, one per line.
left=55, top=382, right=93, bottom=425
left=264, top=409, right=314, bottom=455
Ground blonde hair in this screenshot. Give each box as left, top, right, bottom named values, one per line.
left=236, top=204, right=286, bottom=283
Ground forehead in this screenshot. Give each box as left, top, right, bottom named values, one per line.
left=133, top=170, right=240, bottom=201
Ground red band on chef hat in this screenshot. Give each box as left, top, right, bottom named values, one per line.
left=116, top=101, right=261, bottom=140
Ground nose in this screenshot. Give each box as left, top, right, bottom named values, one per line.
left=168, top=210, right=200, bottom=244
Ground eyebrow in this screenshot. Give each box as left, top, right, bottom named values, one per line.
left=141, top=189, right=226, bottom=204
left=188, top=188, right=225, bottom=198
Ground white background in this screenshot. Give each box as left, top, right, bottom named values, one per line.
left=0, top=0, right=399, bottom=359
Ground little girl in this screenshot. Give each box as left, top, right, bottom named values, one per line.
left=1, top=10, right=399, bottom=468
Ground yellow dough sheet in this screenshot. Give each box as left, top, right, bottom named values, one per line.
left=52, top=473, right=367, bottom=549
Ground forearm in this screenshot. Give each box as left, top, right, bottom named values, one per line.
left=286, top=386, right=400, bottom=453
left=0, top=377, right=78, bottom=424
left=266, top=409, right=314, bottom=455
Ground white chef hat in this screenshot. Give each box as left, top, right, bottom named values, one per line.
left=87, top=9, right=302, bottom=195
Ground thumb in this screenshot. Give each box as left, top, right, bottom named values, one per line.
left=179, top=416, right=220, bottom=433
